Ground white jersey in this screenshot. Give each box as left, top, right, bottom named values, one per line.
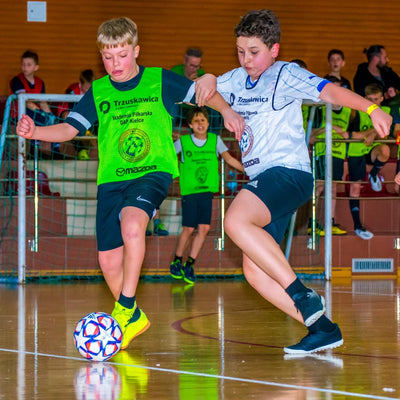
left=217, top=61, right=328, bottom=179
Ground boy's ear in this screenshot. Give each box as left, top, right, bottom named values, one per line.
left=134, top=45, right=140, bottom=58
left=271, top=43, right=280, bottom=58
left=34, top=64, right=39, bottom=72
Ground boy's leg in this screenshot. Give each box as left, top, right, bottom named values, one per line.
left=181, top=193, right=213, bottom=284
left=170, top=226, right=194, bottom=279
left=182, top=223, right=211, bottom=284
left=111, top=206, right=150, bottom=349
left=243, top=254, right=342, bottom=354
left=368, top=145, right=390, bottom=191
left=225, top=184, right=324, bottom=326
left=98, top=247, right=124, bottom=300
left=348, top=156, right=373, bottom=239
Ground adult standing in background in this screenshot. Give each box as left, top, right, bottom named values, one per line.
left=353, top=45, right=400, bottom=101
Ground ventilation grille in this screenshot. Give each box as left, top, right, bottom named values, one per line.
left=352, top=258, right=393, bottom=273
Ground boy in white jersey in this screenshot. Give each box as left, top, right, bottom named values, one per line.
left=195, top=9, right=392, bottom=354
left=16, top=17, right=244, bottom=350
left=170, top=106, right=244, bottom=284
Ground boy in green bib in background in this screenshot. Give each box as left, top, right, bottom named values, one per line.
left=348, top=83, right=391, bottom=239
left=170, top=106, right=244, bottom=284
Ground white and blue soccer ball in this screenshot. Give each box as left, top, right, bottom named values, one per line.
left=73, top=312, right=123, bottom=361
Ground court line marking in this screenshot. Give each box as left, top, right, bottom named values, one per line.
left=172, top=313, right=400, bottom=361
left=0, top=347, right=397, bottom=400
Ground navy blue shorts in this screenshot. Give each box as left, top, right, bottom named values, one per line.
left=243, top=167, right=313, bottom=244
left=315, top=156, right=344, bottom=181
left=96, top=172, right=172, bottom=251
left=181, top=192, right=213, bottom=228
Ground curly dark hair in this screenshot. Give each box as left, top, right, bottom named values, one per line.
left=234, top=9, right=280, bottom=48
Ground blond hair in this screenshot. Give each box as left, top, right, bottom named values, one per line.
left=97, top=17, right=138, bottom=50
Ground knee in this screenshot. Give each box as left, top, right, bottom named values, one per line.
left=198, top=225, right=210, bottom=236
left=224, top=212, right=238, bottom=237
left=98, top=252, right=121, bottom=274
left=376, top=145, right=390, bottom=161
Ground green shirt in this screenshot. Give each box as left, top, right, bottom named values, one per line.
left=171, top=64, right=205, bottom=78
left=348, top=106, right=391, bottom=157
left=315, top=106, right=352, bottom=160
left=179, top=133, right=219, bottom=195
left=92, top=68, right=179, bottom=185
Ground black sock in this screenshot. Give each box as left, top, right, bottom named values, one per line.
left=370, top=158, right=386, bottom=178
left=118, top=293, right=136, bottom=309
left=174, top=255, right=183, bottom=263
left=349, top=198, right=362, bottom=229
left=285, top=278, right=308, bottom=299
left=308, top=315, right=336, bottom=333
left=186, top=256, right=195, bottom=267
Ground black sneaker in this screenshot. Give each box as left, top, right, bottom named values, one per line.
left=283, top=324, right=343, bottom=354
left=170, top=260, right=183, bottom=279
left=182, top=263, right=196, bottom=284
left=293, top=289, right=325, bottom=327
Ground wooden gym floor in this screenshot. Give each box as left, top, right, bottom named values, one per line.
left=1, top=278, right=400, bottom=399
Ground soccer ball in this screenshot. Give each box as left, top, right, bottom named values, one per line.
left=73, top=312, right=123, bottom=361
left=74, top=362, right=122, bottom=400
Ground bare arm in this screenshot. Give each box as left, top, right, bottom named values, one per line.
left=194, top=74, right=245, bottom=140
left=16, top=114, right=79, bottom=142
left=319, top=83, right=392, bottom=138
left=220, top=151, right=244, bottom=173
left=395, top=172, right=400, bottom=185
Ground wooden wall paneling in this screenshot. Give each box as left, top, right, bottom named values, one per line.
left=1, top=0, right=400, bottom=96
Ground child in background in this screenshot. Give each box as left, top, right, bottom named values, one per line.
left=347, top=83, right=391, bottom=239
left=309, top=75, right=351, bottom=236
left=10, top=50, right=58, bottom=157
left=16, top=17, right=244, bottom=350
left=170, top=106, right=244, bottom=284
left=195, top=9, right=391, bottom=354
left=324, top=49, right=352, bottom=90
left=58, top=69, right=96, bottom=160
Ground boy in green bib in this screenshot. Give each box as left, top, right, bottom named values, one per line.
left=16, top=17, right=244, bottom=349
left=170, top=106, right=244, bottom=284
left=309, top=75, right=351, bottom=236
left=348, top=83, right=391, bottom=239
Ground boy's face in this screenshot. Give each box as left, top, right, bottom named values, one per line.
left=366, top=92, right=384, bottom=106
left=188, top=112, right=209, bottom=135
left=328, top=54, right=345, bottom=73
left=100, top=43, right=140, bottom=82
left=21, top=57, right=38, bottom=77
left=236, top=36, right=279, bottom=80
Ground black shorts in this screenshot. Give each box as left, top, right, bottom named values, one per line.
left=96, top=172, right=172, bottom=251
left=347, top=153, right=373, bottom=181
left=243, top=166, right=313, bottom=244
left=181, top=192, right=213, bottom=228
left=315, top=156, right=344, bottom=181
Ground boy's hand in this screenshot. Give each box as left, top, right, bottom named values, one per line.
left=16, top=114, right=36, bottom=139
left=195, top=74, right=217, bottom=106
left=220, top=108, right=245, bottom=140
left=394, top=172, right=400, bottom=185
left=370, top=107, right=392, bottom=138
left=364, top=130, right=377, bottom=146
